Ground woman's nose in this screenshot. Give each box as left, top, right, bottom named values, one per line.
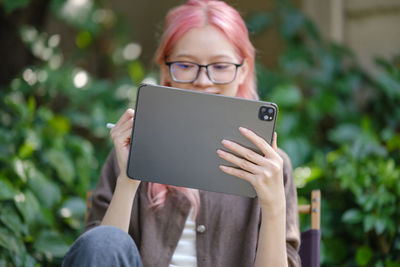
left=193, top=67, right=213, bottom=87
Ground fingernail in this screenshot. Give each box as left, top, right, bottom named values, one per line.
left=239, top=127, right=249, bottom=133
left=219, top=165, right=228, bottom=171
left=217, top=149, right=226, bottom=156
left=221, top=139, right=232, bottom=146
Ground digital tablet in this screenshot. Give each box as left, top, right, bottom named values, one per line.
left=126, top=84, right=278, bottom=198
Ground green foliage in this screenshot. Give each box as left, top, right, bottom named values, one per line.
left=1, top=0, right=30, bottom=14
left=1, top=0, right=399, bottom=265
left=1, top=75, right=93, bottom=264
left=0, top=0, right=145, bottom=265
left=249, top=1, right=400, bottom=265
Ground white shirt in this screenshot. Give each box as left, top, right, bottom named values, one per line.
left=169, top=208, right=197, bottom=267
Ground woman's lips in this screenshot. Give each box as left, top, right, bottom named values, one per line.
left=202, top=88, right=220, bottom=94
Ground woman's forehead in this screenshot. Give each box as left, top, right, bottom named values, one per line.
left=168, top=25, right=240, bottom=62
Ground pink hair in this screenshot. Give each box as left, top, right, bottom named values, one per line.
left=148, top=0, right=259, bottom=216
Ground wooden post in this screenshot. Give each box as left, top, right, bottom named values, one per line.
left=311, top=190, right=321, bottom=230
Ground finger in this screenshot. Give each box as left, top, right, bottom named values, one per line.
left=114, top=109, right=135, bottom=128
left=221, top=139, right=266, bottom=166
left=239, top=127, right=278, bottom=159
left=119, top=127, right=134, bottom=142
left=217, top=149, right=261, bottom=174
left=219, top=165, right=253, bottom=184
left=111, top=119, right=132, bottom=141
left=111, top=109, right=134, bottom=136
left=272, top=132, right=278, bottom=151
left=112, top=126, right=133, bottom=148
left=117, top=117, right=134, bottom=133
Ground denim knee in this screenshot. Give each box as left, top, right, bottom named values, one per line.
left=62, top=225, right=142, bottom=267
left=79, top=225, right=135, bottom=251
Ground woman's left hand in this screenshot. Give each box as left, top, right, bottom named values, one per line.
left=217, top=127, right=285, bottom=210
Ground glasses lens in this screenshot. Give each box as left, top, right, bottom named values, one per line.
left=170, top=62, right=198, bottom=83
left=208, top=63, right=237, bottom=84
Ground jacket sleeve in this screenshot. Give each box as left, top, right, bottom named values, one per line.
left=279, top=149, right=302, bottom=267
left=84, top=149, right=120, bottom=233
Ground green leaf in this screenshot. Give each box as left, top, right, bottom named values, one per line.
left=385, top=260, right=400, bottom=267
left=321, top=237, right=347, bottom=264
left=0, top=206, right=28, bottom=236
left=27, top=167, right=61, bottom=208
left=328, top=124, right=362, bottom=144
left=375, top=217, right=386, bottom=235
left=40, top=207, right=56, bottom=227
left=376, top=72, right=400, bottom=99
left=315, top=92, right=337, bottom=113
left=280, top=47, right=311, bottom=75
left=356, top=246, right=373, bottom=266
left=307, top=167, right=322, bottom=182
left=281, top=137, right=311, bottom=167
left=1, top=0, right=31, bottom=14
left=363, top=196, right=375, bottom=212
left=34, top=230, right=70, bottom=258
left=281, top=7, right=306, bottom=39
left=364, top=215, right=375, bottom=232
left=10, top=253, right=36, bottom=267
left=27, top=96, right=36, bottom=115
left=46, top=149, right=75, bottom=185
left=4, top=91, right=26, bottom=116
left=48, top=115, right=71, bottom=136
left=76, top=31, right=92, bottom=49
left=20, top=130, right=41, bottom=158
left=18, top=142, right=35, bottom=158
left=13, top=158, right=27, bottom=182
left=128, top=61, right=144, bottom=84
left=270, top=83, right=302, bottom=108
left=14, top=190, right=41, bottom=225
left=0, top=178, right=16, bottom=200
left=60, top=197, right=86, bottom=218
left=342, top=209, right=362, bottom=224
left=60, top=197, right=86, bottom=229
left=0, top=228, right=25, bottom=254
left=246, top=12, right=272, bottom=34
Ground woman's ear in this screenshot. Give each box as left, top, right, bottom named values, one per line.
left=160, top=64, right=172, bottom=86
left=237, top=58, right=249, bottom=86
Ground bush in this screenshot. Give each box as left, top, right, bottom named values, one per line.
left=1, top=0, right=399, bottom=266
left=248, top=1, right=400, bottom=265
left=0, top=1, right=146, bottom=265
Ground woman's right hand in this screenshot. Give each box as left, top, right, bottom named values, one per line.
left=110, top=108, right=136, bottom=179
left=101, top=108, right=140, bottom=230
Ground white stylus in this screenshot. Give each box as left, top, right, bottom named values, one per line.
left=106, top=123, right=115, bottom=129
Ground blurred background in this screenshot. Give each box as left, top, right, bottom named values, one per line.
left=0, top=0, right=399, bottom=266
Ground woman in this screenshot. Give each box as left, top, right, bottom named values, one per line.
left=63, top=1, right=301, bottom=266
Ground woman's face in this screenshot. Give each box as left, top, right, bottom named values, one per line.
left=161, top=25, right=248, bottom=97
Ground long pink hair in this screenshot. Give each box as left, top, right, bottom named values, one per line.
left=148, top=0, right=258, bottom=216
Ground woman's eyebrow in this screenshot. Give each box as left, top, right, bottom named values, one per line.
left=171, top=53, right=199, bottom=61
left=171, top=53, right=237, bottom=62
left=209, top=55, right=237, bottom=62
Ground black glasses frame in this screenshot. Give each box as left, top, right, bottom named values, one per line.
left=165, top=61, right=243, bottom=85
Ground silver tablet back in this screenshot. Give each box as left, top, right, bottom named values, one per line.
left=127, top=84, right=278, bottom=198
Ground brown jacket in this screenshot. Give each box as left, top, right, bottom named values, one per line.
left=85, top=149, right=301, bottom=267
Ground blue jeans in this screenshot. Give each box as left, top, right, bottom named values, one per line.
left=62, top=225, right=143, bottom=267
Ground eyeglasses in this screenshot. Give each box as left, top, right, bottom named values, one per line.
left=165, top=61, right=243, bottom=84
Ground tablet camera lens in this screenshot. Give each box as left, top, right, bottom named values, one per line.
left=259, top=106, right=274, bottom=121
